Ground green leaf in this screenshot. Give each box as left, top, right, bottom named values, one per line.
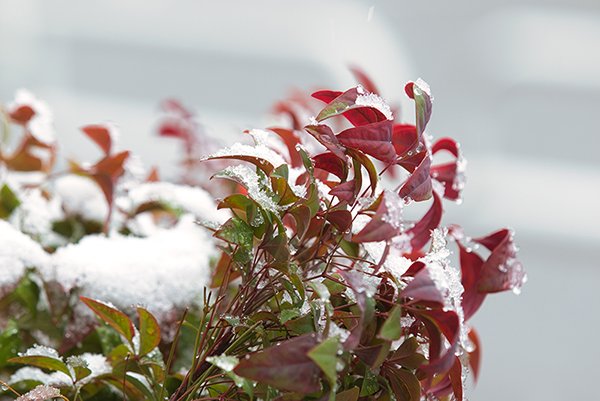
left=80, top=297, right=135, bottom=344
left=215, top=217, right=254, bottom=265
left=379, top=305, right=402, bottom=341
left=67, top=356, right=92, bottom=381
left=336, top=387, right=359, bottom=401
left=207, top=354, right=254, bottom=398
left=307, top=336, right=340, bottom=387
left=360, top=368, right=380, bottom=396
left=279, top=308, right=301, bottom=324
left=9, top=355, right=72, bottom=378
left=0, top=184, right=20, bottom=218
left=0, top=321, right=20, bottom=368
left=137, top=307, right=161, bottom=357
left=14, top=274, right=40, bottom=315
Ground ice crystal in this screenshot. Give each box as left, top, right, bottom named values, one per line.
left=15, top=384, right=61, bottom=401
left=355, top=85, right=393, bottom=120
left=205, top=141, right=286, bottom=169
left=219, top=165, right=280, bottom=213
left=20, top=344, right=61, bottom=360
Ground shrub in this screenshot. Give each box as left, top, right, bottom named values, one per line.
left=0, top=72, right=525, bottom=401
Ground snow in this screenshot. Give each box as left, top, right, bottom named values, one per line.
left=46, top=215, right=218, bottom=321
left=118, top=181, right=229, bottom=225
left=9, top=367, right=71, bottom=387
left=219, top=165, right=280, bottom=213
left=67, top=353, right=111, bottom=382
left=206, top=354, right=239, bottom=372
left=15, top=385, right=61, bottom=401
left=355, top=86, right=394, bottom=120
left=54, top=175, right=108, bottom=222
left=419, top=228, right=469, bottom=352
left=7, top=89, right=55, bottom=144
left=352, top=214, right=413, bottom=278
left=19, top=344, right=61, bottom=360
left=204, top=141, right=286, bottom=169
left=414, top=78, right=433, bottom=100
left=0, top=220, right=51, bottom=294
left=381, top=190, right=404, bottom=230
left=8, top=187, right=65, bottom=247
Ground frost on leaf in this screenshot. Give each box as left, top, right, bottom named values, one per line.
left=215, top=165, right=280, bottom=213
left=15, top=384, right=61, bottom=401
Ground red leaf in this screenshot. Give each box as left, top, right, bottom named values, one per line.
left=81, top=124, right=113, bottom=155
left=417, top=309, right=460, bottom=374
left=431, top=137, right=464, bottom=201
left=467, top=327, right=481, bottom=382
left=474, top=229, right=525, bottom=293
left=455, top=239, right=486, bottom=320
left=313, top=152, right=348, bottom=180
left=448, top=357, right=464, bottom=401
left=407, top=191, right=442, bottom=251
left=304, top=124, right=347, bottom=161
left=93, top=151, right=130, bottom=179
left=398, top=153, right=432, bottom=202
left=349, top=66, right=380, bottom=94
left=9, top=105, right=35, bottom=125
left=329, top=180, right=357, bottom=204
left=392, top=124, right=419, bottom=157
left=326, top=209, right=353, bottom=232
left=400, top=267, right=446, bottom=305
left=313, top=87, right=389, bottom=126
left=353, top=191, right=402, bottom=243
left=269, top=127, right=303, bottom=168
left=311, top=90, right=342, bottom=104
left=337, top=120, right=396, bottom=163
left=233, top=334, right=322, bottom=393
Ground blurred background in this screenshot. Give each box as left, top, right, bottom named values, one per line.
left=0, top=0, right=598, bottom=399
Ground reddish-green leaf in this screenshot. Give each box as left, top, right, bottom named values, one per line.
left=137, top=307, right=160, bottom=357
left=8, top=355, right=72, bottom=378
left=336, top=386, right=360, bottom=401
left=398, top=154, right=432, bottom=202
left=313, top=87, right=389, bottom=126
left=234, top=334, right=322, bottom=393
left=405, top=80, right=432, bottom=138
left=305, top=124, right=347, bottom=161
left=379, top=305, right=403, bottom=341
left=80, top=297, right=135, bottom=343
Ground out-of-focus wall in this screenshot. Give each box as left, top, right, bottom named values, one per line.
left=1, top=1, right=598, bottom=399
